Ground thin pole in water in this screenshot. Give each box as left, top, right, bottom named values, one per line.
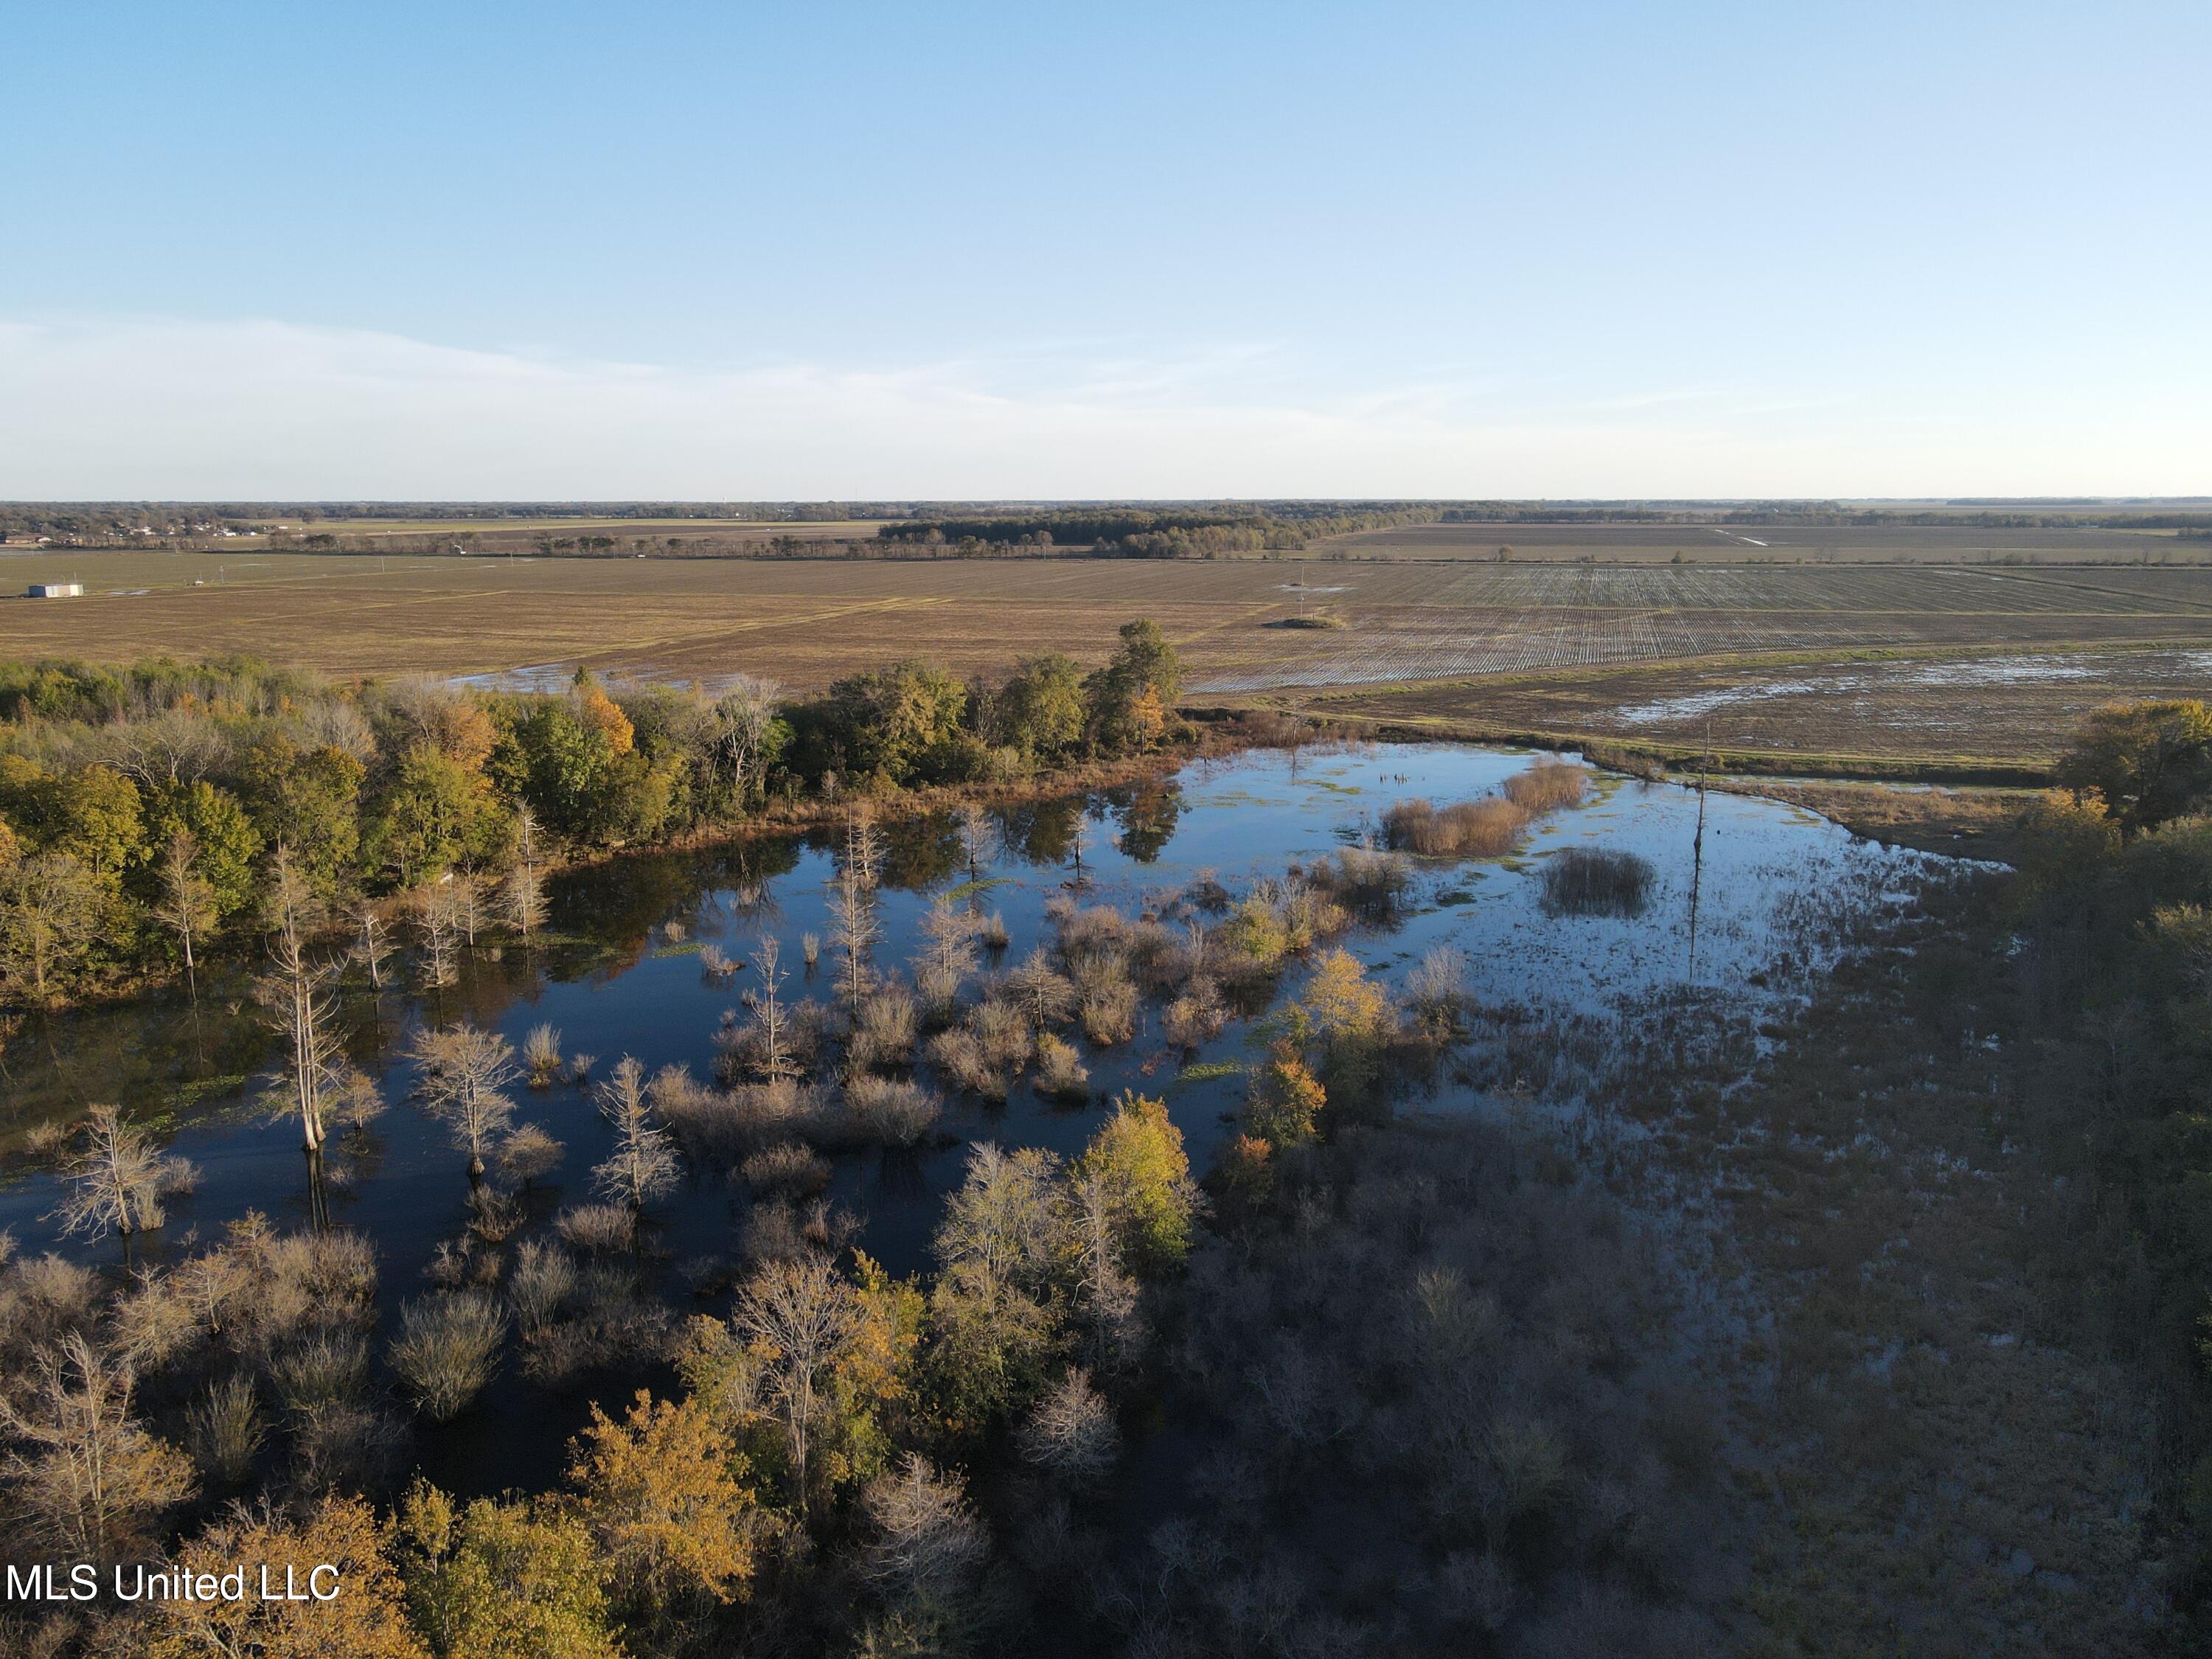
left=1686, top=719, right=1711, bottom=986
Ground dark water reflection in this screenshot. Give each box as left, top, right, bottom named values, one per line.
left=0, top=743, right=1941, bottom=1497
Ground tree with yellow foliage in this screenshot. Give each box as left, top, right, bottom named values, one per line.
left=397, top=1480, right=622, bottom=1659
left=1069, top=1091, right=1203, bottom=1278
left=571, top=670, right=636, bottom=757
left=1269, top=947, right=1394, bottom=1115
left=568, top=1390, right=757, bottom=1613
left=142, top=1493, right=428, bottom=1659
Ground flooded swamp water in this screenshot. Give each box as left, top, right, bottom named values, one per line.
left=0, top=742, right=1959, bottom=1496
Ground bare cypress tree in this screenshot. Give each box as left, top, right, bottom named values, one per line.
left=830, top=810, right=886, bottom=1018
left=504, top=805, right=549, bottom=941
left=260, top=846, right=321, bottom=952
left=408, top=1022, right=520, bottom=1178
left=350, top=899, right=394, bottom=990
left=150, top=828, right=217, bottom=977
left=847, top=807, right=886, bottom=888
left=734, top=1255, right=858, bottom=1517
left=748, top=933, right=798, bottom=1083
left=454, top=870, right=487, bottom=947
left=1069, top=817, right=1095, bottom=888
left=912, top=895, right=979, bottom=1019
left=411, top=881, right=465, bottom=989
left=50, top=1106, right=185, bottom=1245
left=255, top=858, right=341, bottom=1155
left=591, top=1056, right=681, bottom=1228
left=957, top=803, right=995, bottom=883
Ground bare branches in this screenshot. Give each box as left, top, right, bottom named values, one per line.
left=913, top=896, right=979, bottom=1017
left=350, top=899, right=394, bottom=990
left=0, top=1331, right=195, bottom=1561
left=408, top=1023, right=520, bottom=1178
left=956, top=804, right=995, bottom=883
left=254, top=917, right=344, bottom=1153
left=830, top=812, right=885, bottom=1017
left=591, top=1057, right=681, bottom=1220
left=410, top=881, right=466, bottom=990
left=734, top=1254, right=860, bottom=1515
left=748, top=938, right=801, bottom=1093
left=151, top=829, right=217, bottom=973
left=49, top=1106, right=192, bottom=1244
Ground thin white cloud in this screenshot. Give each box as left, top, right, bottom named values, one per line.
left=0, top=313, right=2202, bottom=498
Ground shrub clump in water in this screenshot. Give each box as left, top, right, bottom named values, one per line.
left=389, top=1290, right=507, bottom=1422
left=1540, top=846, right=1657, bottom=917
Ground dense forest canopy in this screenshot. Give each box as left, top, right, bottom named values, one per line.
left=0, top=623, right=1189, bottom=1008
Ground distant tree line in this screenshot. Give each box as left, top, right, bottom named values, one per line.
left=878, top=504, right=1444, bottom=554
left=0, top=622, right=1186, bottom=1007
left=1435, top=502, right=2212, bottom=531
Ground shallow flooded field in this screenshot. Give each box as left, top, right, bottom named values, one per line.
left=0, top=742, right=1947, bottom=1494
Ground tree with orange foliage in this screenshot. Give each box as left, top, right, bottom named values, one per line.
left=1245, top=1043, right=1326, bottom=1149
left=572, top=670, right=636, bottom=757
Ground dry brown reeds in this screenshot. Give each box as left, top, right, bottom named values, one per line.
left=843, top=1076, right=943, bottom=1147
left=1503, top=757, right=1591, bottom=812
left=1383, top=796, right=1532, bottom=858
left=741, top=1141, right=832, bottom=1197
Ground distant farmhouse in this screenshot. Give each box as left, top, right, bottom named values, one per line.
left=27, top=581, right=83, bottom=598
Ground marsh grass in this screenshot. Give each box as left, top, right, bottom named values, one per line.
left=1539, top=847, right=1657, bottom=917
left=844, top=1076, right=942, bottom=1147
left=524, top=1023, right=564, bottom=1088
left=187, top=1375, right=266, bottom=1485
left=389, top=1290, right=507, bottom=1422
left=269, top=1328, right=370, bottom=1417
left=741, top=1141, right=832, bottom=1197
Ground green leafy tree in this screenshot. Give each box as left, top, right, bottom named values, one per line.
left=145, top=778, right=263, bottom=918
left=809, top=660, right=970, bottom=788
left=1085, top=619, right=1182, bottom=754
left=990, top=653, right=1088, bottom=764
left=399, top=1481, right=623, bottom=1659
left=0, top=849, right=108, bottom=1002
left=498, top=701, right=677, bottom=844
left=239, top=737, right=366, bottom=891
left=0, top=756, right=147, bottom=877
left=365, top=745, right=508, bottom=886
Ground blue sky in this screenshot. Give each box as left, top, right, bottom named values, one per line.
left=4, top=1, right=2206, bottom=498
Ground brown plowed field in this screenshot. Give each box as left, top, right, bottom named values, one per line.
left=4, top=554, right=2208, bottom=762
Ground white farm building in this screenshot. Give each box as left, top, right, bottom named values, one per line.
left=27, top=582, right=83, bottom=598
